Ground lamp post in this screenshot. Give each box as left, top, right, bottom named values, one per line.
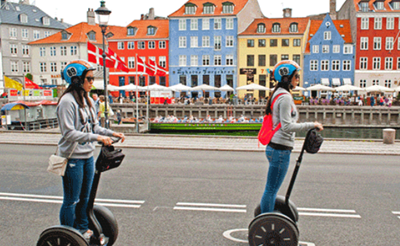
left=95, top=0, right=111, bottom=128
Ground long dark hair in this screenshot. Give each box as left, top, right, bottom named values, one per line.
left=265, top=73, right=295, bottom=115
left=58, top=70, right=93, bottom=109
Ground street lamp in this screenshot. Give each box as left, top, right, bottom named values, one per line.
left=95, top=0, right=111, bottom=128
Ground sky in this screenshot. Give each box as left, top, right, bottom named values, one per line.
left=22, top=0, right=347, bottom=27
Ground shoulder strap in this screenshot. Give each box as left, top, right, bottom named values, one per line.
left=271, top=93, right=286, bottom=110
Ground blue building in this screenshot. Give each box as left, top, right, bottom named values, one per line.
left=303, top=14, right=355, bottom=98
left=168, top=0, right=262, bottom=98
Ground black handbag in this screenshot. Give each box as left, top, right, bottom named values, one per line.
left=304, top=129, right=324, bottom=154
left=96, top=145, right=125, bottom=172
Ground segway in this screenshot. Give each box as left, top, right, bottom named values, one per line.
left=37, top=138, right=125, bottom=246
left=248, top=129, right=323, bottom=246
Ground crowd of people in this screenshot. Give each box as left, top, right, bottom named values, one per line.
left=309, top=95, right=395, bottom=107
left=152, top=114, right=264, bottom=124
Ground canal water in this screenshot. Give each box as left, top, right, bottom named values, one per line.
left=156, top=127, right=400, bottom=140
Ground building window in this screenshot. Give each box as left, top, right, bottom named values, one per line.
left=333, top=45, right=340, bottom=53
left=373, top=37, right=381, bottom=50
left=344, top=45, right=353, bottom=54
left=179, top=19, right=186, bottom=30
left=9, top=28, right=17, bottom=38
left=312, top=45, right=319, bottom=53
left=332, top=60, right=340, bottom=71
left=202, top=19, right=209, bottom=30
left=214, top=55, right=222, bottom=66
left=375, top=1, right=384, bottom=10
left=138, top=41, right=145, bottom=49
left=10, top=44, right=17, bottom=55
left=128, top=57, right=135, bottom=68
left=60, top=46, right=67, bottom=56
left=202, top=36, right=210, bottom=47
left=374, top=17, right=382, bottom=29
left=159, top=41, right=166, bottom=49
left=293, top=55, right=300, bottom=66
left=202, top=55, right=210, bottom=65
left=42, top=17, right=50, bottom=25
left=60, top=62, right=68, bottom=71
left=259, top=39, right=266, bottom=47
left=386, top=37, right=394, bottom=50
left=272, top=23, right=280, bottom=33
left=214, top=18, right=222, bottom=30
left=387, top=17, right=394, bottom=29
left=128, top=41, right=135, bottom=49
left=258, top=55, right=266, bottom=66
left=247, top=55, right=254, bottom=66
left=361, top=17, right=369, bottom=30
left=22, top=45, right=29, bottom=55
left=324, top=31, right=331, bottom=40
left=33, top=30, right=40, bottom=40
left=159, top=76, right=166, bottom=86
left=40, top=47, right=46, bottom=57
left=289, top=23, right=298, bottom=33
left=127, top=27, right=136, bottom=36
left=360, top=37, right=368, bottom=50
left=159, top=56, right=166, bottom=68
left=226, top=55, right=234, bottom=66
left=293, top=39, right=301, bottom=47
left=88, top=32, right=96, bottom=41
left=270, top=55, right=277, bottom=66
left=20, top=14, right=28, bottom=23
left=257, top=24, right=266, bottom=33
left=11, top=61, right=18, bottom=72
left=61, top=32, right=68, bottom=40
left=343, top=60, right=351, bottom=71
left=360, top=2, right=369, bottom=12
left=385, top=80, right=392, bottom=88
left=281, top=54, right=289, bottom=61
left=191, top=19, right=198, bottom=30
left=270, top=39, right=277, bottom=47
left=179, top=55, right=186, bottom=66
left=282, top=39, right=289, bottom=47
left=148, top=41, right=155, bottom=49
left=214, top=36, right=221, bottom=50
left=226, top=18, right=234, bottom=29
left=40, top=62, right=47, bottom=72
left=359, top=79, right=366, bottom=88
left=203, top=4, right=215, bottom=14
left=373, top=57, right=381, bottom=70
left=385, top=57, right=393, bottom=70
left=322, top=45, right=329, bottom=53
left=321, top=60, right=329, bottom=71
left=50, top=62, right=57, bottom=72
left=191, top=36, right=198, bottom=48
left=398, top=57, right=400, bottom=69
left=226, top=36, right=234, bottom=47
left=23, top=61, right=30, bottom=73
left=22, top=29, right=28, bottom=39
left=50, top=46, right=56, bottom=56
left=191, top=55, right=198, bottom=66
left=310, top=60, right=318, bottom=71
left=185, top=4, right=196, bottom=14
left=222, top=3, right=234, bottom=13
left=118, top=42, right=124, bottom=50
left=147, top=26, right=156, bottom=35
left=247, top=39, right=254, bottom=47
left=360, top=57, right=368, bottom=70
left=393, top=1, right=400, bottom=9
left=179, top=37, right=186, bottom=48
left=372, top=79, right=379, bottom=86
left=71, top=46, right=77, bottom=55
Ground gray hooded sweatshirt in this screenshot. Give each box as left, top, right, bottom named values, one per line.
left=270, top=88, right=315, bottom=148
left=57, top=93, right=114, bottom=159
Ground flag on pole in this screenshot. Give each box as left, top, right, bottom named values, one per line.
left=107, top=48, right=129, bottom=73
left=4, top=76, right=23, bottom=91
left=147, top=59, right=167, bottom=77
left=87, top=42, right=129, bottom=73
left=24, top=77, right=41, bottom=89
left=136, top=56, right=147, bottom=74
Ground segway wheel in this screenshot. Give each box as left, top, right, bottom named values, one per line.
left=248, top=213, right=299, bottom=246
left=91, top=205, right=119, bottom=246
left=254, top=196, right=299, bottom=222
left=37, top=226, right=88, bottom=246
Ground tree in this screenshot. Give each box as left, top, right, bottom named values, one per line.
left=25, top=73, right=33, bottom=81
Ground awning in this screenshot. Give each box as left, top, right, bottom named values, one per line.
left=1, top=102, right=29, bottom=111
left=332, top=78, right=341, bottom=86
left=321, top=78, right=330, bottom=86
left=343, top=78, right=352, bottom=85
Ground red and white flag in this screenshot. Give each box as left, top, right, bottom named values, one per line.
left=87, top=42, right=129, bottom=73
left=24, top=77, right=41, bottom=89
left=147, top=59, right=167, bottom=77
left=106, top=48, right=129, bottom=73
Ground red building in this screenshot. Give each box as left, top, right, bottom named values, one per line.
left=339, top=0, right=400, bottom=90
left=108, top=9, right=169, bottom=97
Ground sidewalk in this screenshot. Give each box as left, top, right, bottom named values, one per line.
left=0, top=130, right=398, bottom=155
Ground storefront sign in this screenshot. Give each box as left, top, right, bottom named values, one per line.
left=175, top=68, right=235, bottom=75
left=240, top=68, right=257, bottom=75
left=8, top=89, right=54, bottom=101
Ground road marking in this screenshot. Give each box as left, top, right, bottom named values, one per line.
left=299, top=212, right=361, bottom=218
left=174, top=202, right=247, bottom=213
left=391, top=211, right=400, bottom=219
left=298, top=207, right=361, bottom=219
left=0, top=192, right=144, bottom=208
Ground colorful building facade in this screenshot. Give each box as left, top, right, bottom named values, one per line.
left=238, top=13, right=310, bottom=99
left=303, top=14, right=354, bottom=97
left=168, top=0, right=263, bottom=98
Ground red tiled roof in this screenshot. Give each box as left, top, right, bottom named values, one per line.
left=239, top=17, right=310, bottom=36
left=28, top=22, right=123, bottom=45
left=353, top=0, right=400, bottom=12
left=305, top=19, right=353, bottom=53
left=109, top=19, right=169, bottom=40
left=169, top=0, right=249, bottom=17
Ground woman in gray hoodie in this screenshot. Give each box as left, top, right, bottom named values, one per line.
left=260, top=60, right=323, bottom=214
left=57, top=60, right=125, bottom=241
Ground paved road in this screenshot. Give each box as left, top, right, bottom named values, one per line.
left=1, top=144, right=400, bottom=245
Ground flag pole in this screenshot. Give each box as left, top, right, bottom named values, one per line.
left=135, top=54, right=139, bottom=133
left=146, top=73, right=149, bottom=129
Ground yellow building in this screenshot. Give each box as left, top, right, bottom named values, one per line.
left=237, top=14, right=310, bottom=100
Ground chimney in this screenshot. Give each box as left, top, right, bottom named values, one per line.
left=141, top=14, right=144, bottom=20
left=330, top=0, right=337, bottom=20
left=87, top=8, right=95, bottom=25
left=283, top=8, right=292, bottom=18
left=60, top=18, right=64, bottom=23
left=149, top=8, right=155, bottom=20
left=19, top=0, right=29, bottom=5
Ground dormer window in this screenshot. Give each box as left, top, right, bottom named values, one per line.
left=289, top=23, right=298, bottom=33
left=203, top=3, right=215, bottom=14
left=127, top=27, right=137, bottom=36
left=20, top=14, right=28, bottom=23
left=61, top=31, right=71, bottom=40
left=257, top=23, right=266, bottom=33
left=87, top=31, right=96, bottom=41
left=42, top=17, right=50, bottom=26
left=147, top=26, right=156, bottom=35
left=392, top=1, right=400, bottom=9
left=272, top=23, right=281, bottom=33
left=375, top=0, right=385, bottom=10
left=222, top=2, right=234, bottom=13
left=185, top=3, right=197, bottom=15
left=359, top=1, right=369, bottom=12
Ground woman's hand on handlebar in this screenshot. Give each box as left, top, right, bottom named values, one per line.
left=314, top=121, right=323, bottom=131
left=97, top=135, right=113, bottom=146
left=112, top=132, right=125, bottom=143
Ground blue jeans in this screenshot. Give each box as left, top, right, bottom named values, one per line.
left=260, top=145, right=291, bottom=214
left=60, top=156, right=95, bottom=231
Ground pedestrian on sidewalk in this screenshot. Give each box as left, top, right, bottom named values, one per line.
left=57, top=60, right=125, bottom=241
left=259, top=60, right=323, bottom=214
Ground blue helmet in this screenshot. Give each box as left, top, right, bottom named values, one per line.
left=272, top=60, right=301, bottom=83
left=61, top=60, right=95, bottom=85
